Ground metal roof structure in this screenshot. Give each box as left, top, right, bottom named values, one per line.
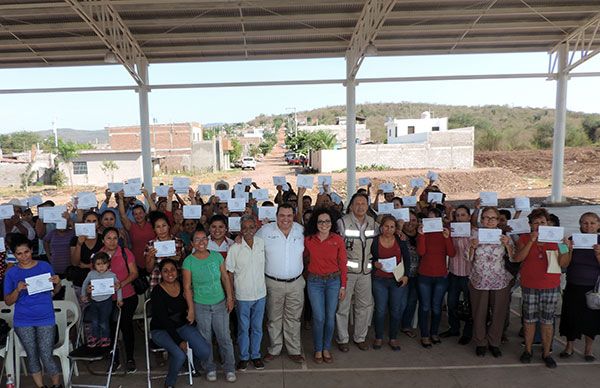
left=1, top=0, right=599, bottom=201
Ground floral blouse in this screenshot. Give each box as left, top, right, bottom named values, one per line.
left=469, top=231, right=514, bottom=291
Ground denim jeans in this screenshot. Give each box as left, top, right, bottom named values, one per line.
left=372, top=275, right=408, bottom=340
left=89, top=298, right=114, bottom=339
left=151, top=325, right=211, bottom=386
left=417, top=275, right=449, bottom=338
left=307, top=275, right=340, bottom=352
left=236, top=297, right=266, bottom=361
left=194, top=300, right=236, bottom=373
left=401, top=277, right=419, bottom=330
left=446, top=273, right=473, bottom=338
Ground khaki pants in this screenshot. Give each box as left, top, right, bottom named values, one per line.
left=469, top=284, right=511, bottom=347
left=336, top=272, right=373, bottom=343
left=265, top=276, right=305, bottom=356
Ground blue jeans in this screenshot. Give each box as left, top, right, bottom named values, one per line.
left=372, top=276, right=408, bottom=340
left=89, top=298, right=113, bottom=339
left=151, top=325, right=210, bottom=386
left=417, top=275, right=449, bottom=338
left=447, top=273, right=473, bottom=338
left=194, top=300, right=236, bottom=373
left=236, top=297, right=266, bottom=360
left=307, top=275, right=340, bottom=352
left=401, top=277, right=419, bottom=330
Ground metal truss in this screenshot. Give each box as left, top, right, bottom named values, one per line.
left=64, top=0, right=146, bottom=85
left=346, top=0, right=395, bottom=79
left=548, top=11, right=600, bottom=75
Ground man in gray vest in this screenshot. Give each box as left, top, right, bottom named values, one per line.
left=335, top=192, right=378, bottom=351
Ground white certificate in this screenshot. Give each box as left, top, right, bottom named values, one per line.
left=422, top=218, right=443, bottom=233
left=55, top=219, right=67, bottom=230
left=358, top=177, right=371, bottom=186
left=451, top=222, right=471, bottom=238
left=252, top=189, right=269, bottom=202
left=258, top=206, right=277, bottom=221
left=91, top=278, right=115, bottom=297
left=155, top=185, right=170, bottom=197
left=237, top=192, right=250, bottom=202
left=480, top=191, right=498, bottom=207
left=572, top=233, right=598, bottom=249
left=43, top=206, right=67, bottom=224
left=241, top=178, right=253, bottom=187
left=123, top=182, right=141, bottom=197
left=227, top=198, right=246, bottom=212
left=514, top=196, right=531, bottom=211
left=273, top=176, right=286, bottom=186
left=538, top=226, right=564, bottom=243
left=296, top=175, right=314, bottom=189
left=282, top=183, right=290, bottom=192
left=427, top=192, right=443, bottom=203
left=410, top=178, right=425, bottom=188
left=427, top=171, right=439, bottom=181
left=77, top=192, right=97, bottom=210
left=215, top=190, right=231, bottom=202
left=25, top=272, right=53, bottom=295
left=378, top=257, right=397, bottom=273
left=197, top=184, right=212, bottom=196
left=173, top=177, right=190, bottom=193
left=154, top=240, right=177, bottom=257
left=183, top=205, right=202, bottom=219
left=233, top=183, right=245, bottom=196
left=127, top=177, right=142, bottom=185
left=379, top=183, right=394, bottom=193
left=331, top=192, right=343, bottom=205
left=0, top=205, right=15, bottom=220
left=478, top=228, right=502, bottom=244
left=507, top=218, right=530, bottom=235
left=318, top=175, right=332, bottom=187
left=402, top=196, right=417, bottom=207
left=108, top=182, right=123, bottom=193
left=27, top=195, right=43, bottom=207
left=75, top=223, right=96, bottom=239
left=378, top=203, right=394, bottom=214
left=228, top=217, right=241, bottom=232
left=391, top=208, right=410, bottom=222
left=0, top=237, right=5, bottom=253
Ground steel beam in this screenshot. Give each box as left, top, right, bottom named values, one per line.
left=346, top=0, right=396, bottom=79
left=64, top=0, right=146, bottom=85
left=549, top=44, right=568, bottom=204
left=549, top=12, right=600, bottom=74
left=137, top=58, right=153, bottom=195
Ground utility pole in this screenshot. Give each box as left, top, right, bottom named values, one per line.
left=52, top=119, right=58, bottom=147
left=286, top=107, right=297, bottom=136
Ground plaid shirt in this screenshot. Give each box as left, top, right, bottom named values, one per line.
left=145, top=236, right=185, bottom=289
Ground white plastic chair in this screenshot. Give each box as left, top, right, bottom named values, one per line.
left=14, top=300, right=79, bottom=388
left=143, top=298, right=193, bottom=388
left=0, top=303, right=15, bottom=381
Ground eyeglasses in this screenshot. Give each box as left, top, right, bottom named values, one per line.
left=482, top=216, right=498, bottom=221
left=193, top=237, right=208, bottom=242
left=317, top=220, right=332, bottom=225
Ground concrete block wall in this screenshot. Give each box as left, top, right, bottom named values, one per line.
left=0, top=163, right=28, bottom=186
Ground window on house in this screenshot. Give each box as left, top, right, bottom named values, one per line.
left=73, top=161, right=88, bottom=175
left=432, top=126, right=440, bottom=132
left=407, top=126, right=415, bottom=134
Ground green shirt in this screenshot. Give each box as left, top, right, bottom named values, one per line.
left=182, top=250, right=225, bottom=305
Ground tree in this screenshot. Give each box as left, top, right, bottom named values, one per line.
left=533, top=122, right=554, bottom=149
left=582, top=115, right=600, bottom=142
left=52, top=139, right=87, bottom=189
left=229, top=138, right=242, bottom=162
left=248, top=144, right=262, bottom=158
left=101, top=160, right=119, bottom=182
left=0, top=131, right=42, bottom=153
left=285, top=130, right=337, bottom=155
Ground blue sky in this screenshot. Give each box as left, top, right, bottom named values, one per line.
left=1, top=52, right=599, bottom=134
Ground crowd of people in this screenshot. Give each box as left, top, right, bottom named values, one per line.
left=1, top=175, right=599, bottom=387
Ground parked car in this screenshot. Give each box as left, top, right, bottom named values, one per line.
left=241, top=157, right=257, bottom=170
left=232, top=159, right=243, bottom=168
left=287, top=154, right=306, bottom=166
left=284, top=151, right=296, bottom=162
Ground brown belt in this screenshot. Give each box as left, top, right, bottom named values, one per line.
left=308, top=271, right=341, bottom=280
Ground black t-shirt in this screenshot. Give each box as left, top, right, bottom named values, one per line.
left=69, top=236, right=103, bottom=265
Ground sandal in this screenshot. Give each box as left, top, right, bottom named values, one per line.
left=401, top=329, right=416, bottom=338
left=421, top=338, right=433, bottom=348
left=559, top=350, right=573, bottom=359
left=323, top=351, right=333, bottom=364
left=313, top=352, right=323, bottom=364
left=373, top=339, right=383, bottom=350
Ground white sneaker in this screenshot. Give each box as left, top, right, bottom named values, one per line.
left=226, top=372, right=237, bottom=383
left=206, top=371, right=217, bottom=382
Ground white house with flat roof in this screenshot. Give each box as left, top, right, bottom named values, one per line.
left=386, top=111, right=448, bottom=144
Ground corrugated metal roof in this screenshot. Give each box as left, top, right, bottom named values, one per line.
left=0, top=0, right=598, bottom=68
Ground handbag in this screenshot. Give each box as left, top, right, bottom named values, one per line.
left=585, top=276, right=600, bottom=310
left=121, top=247, right=149, bottom=295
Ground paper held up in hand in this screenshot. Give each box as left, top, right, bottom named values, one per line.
left=572, top=233, right=598, bottom=249
left=507, top=218, right=530, bottom=235
left=91, top=278, right=115, bottom=297
left=537, top=226, right=564, bottom=243
left=296, top=175, right=314, bottom=189
left=154, top=240, right=176, bottom=258
left=390, top=208, right=410, bottom=222
left=379, top=183, right=394, bottom=193
left=173, top=177, right=190, bottom=193
left=155, top=185, right=170, bottom=197
left=402, top=196, right=417, bottom=207
left=377, top=202, right=394, bottom=215
left=410, top=178, right=425, bottom=188
left=514, top=196, right=531, bottom=211
left=108, top=182, right=124, bottom=193
left=215, top=190, right=231, bottom=202
left=228, top=217, right=241, bottom=232
left=25, top=272, right=54, bottom=295
left=318, top=175, right=332, bottom=187
left=479, top=191, right=498, bottom=207
left=258, top=206, right=277, bottom=221
left=422, top=218, right=443, bottom=233
left=427, top=192, right=443, bottom=204
left=478, top=228, right=502, bottom=245
left=252, top=189, right=269, bottom=202
left=183, top=205, right=202, bottom=219
left=197, top=184, right=212, bottom=196
left=358, top=177, right=371, bottom=186
left=377, top=257, right=397, bottom=273
left=450, top=222, right=471, bottom=238
left=75, top=223, right=96, bottom=239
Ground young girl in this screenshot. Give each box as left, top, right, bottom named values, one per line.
left=80, top=252, right=123, bottom=349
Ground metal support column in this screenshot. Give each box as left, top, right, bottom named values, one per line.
left=345, top=57, right=357, bottom=197
left=549, top=44, right=568, bottom=203
left=137, top=59, right=153, bottom=195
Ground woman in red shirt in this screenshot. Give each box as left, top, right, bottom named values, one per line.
left=118, top=189, right=157, bottom=271
left=370, top=216, right=410, bottom=351
left=304, top=208, right=347, bottom=364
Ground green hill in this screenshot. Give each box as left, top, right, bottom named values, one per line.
left=249, top=102, right=600, bottom=151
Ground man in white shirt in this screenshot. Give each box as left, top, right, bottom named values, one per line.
left=227, top=215, right=267, bottom=371
left=255, top=203, right=305, bottom=363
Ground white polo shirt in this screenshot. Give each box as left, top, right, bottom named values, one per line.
left=255, top=221, right=304, bottom=280
left=226, top=237, right=267, bottom=301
